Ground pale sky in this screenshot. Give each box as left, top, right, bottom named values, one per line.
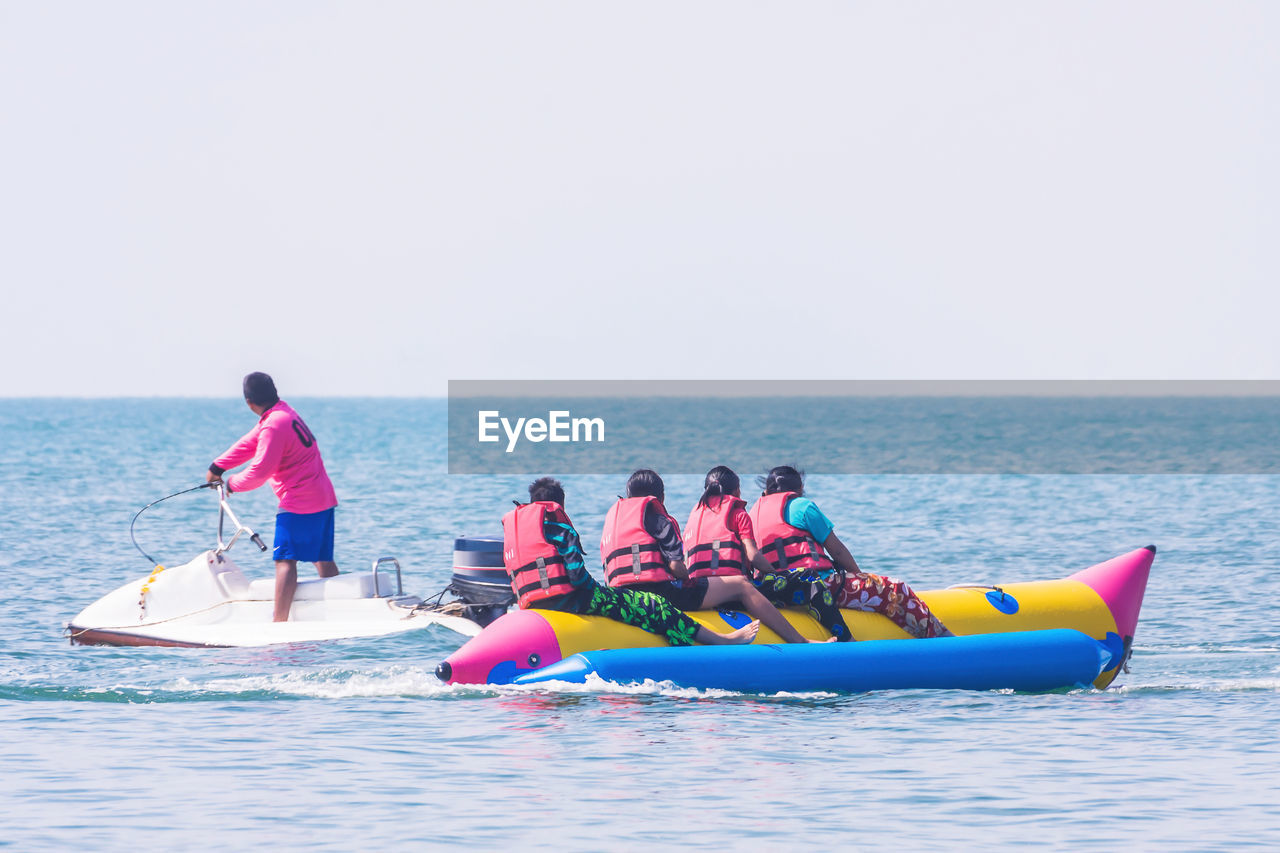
left=2, top=2, right=1276, bottom=397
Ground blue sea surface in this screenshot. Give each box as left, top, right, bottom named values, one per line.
left=1, top=399, right=1277, bottom=850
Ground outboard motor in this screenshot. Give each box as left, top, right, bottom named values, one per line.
left=448, top=536, right=514, bottom=627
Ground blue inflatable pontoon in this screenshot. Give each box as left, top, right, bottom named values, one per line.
left=512, top=629, right=1115, bottom=693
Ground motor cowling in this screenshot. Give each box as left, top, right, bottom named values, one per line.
left=448, top=535, right=515, bottom=627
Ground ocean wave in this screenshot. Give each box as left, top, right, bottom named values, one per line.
left=1110, top=678, right=1280, bottom=694
left=1134, top=644, right=1280, bottom=655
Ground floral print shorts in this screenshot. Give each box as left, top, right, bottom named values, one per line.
left=826, top=571, right=950, bottom=639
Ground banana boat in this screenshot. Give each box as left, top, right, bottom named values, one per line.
left=436, top=545, right=1155, bottom=692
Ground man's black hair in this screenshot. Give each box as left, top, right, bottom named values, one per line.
left=528, top=477, right=565, bottom=505
left=243, top=372, right=280, bottom=408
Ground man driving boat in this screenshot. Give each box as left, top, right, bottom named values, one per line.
left=205, top=372, right=340, bottom=622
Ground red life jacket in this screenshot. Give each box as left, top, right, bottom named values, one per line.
left=684, top=495, right=750, bottom=579
left=747, top=491, right=835, bottom=575
left=501, top=501, right=578, bottom=608
left=601, top=496, right=681, bottom=587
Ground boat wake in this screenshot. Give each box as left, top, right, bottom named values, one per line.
left=180, top=668, right=845, bottom=701
left=12, top=667, right=1272, bottom=704
left=1, top=667, right=849, bottom=703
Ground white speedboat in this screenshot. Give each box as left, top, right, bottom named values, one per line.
left=66, top=485, right=482, bottom=648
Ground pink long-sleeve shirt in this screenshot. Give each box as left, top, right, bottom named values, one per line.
left=213, top=400, right=338, bottom=514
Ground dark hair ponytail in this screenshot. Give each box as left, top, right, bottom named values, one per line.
left=698, top=465, right=740, bottom=507
left=759, top=465, right=805, bottom=496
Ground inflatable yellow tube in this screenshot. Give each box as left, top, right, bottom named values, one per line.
left=440, top=546, right=1153, bottom=689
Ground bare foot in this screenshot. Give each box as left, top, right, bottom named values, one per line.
left=725, top=620, right=760, bottom=644
left=808, top=636, right=839, bottom=643
left=695, top=620, right=761, bottom=645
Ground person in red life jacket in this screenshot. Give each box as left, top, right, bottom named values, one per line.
left=204, top=372, right=340, bottom=623
left=600, top=469, right=821, bottom=643
left=751, top=465, right=952, bottom=639
left=503, top=477, right=759, bottom=647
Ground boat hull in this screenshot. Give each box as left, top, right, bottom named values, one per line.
left=68, top=550, right=482, bottom=648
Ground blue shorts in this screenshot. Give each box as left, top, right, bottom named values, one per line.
left=273, top=508, right=335, bottom=562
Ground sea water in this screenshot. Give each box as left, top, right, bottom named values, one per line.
left=1, top=399, right=1277, bottom=850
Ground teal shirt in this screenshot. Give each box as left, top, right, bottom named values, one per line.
left=542, top=517, right=595, bottom=588
left=784, top=496, right=835, bottom=545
